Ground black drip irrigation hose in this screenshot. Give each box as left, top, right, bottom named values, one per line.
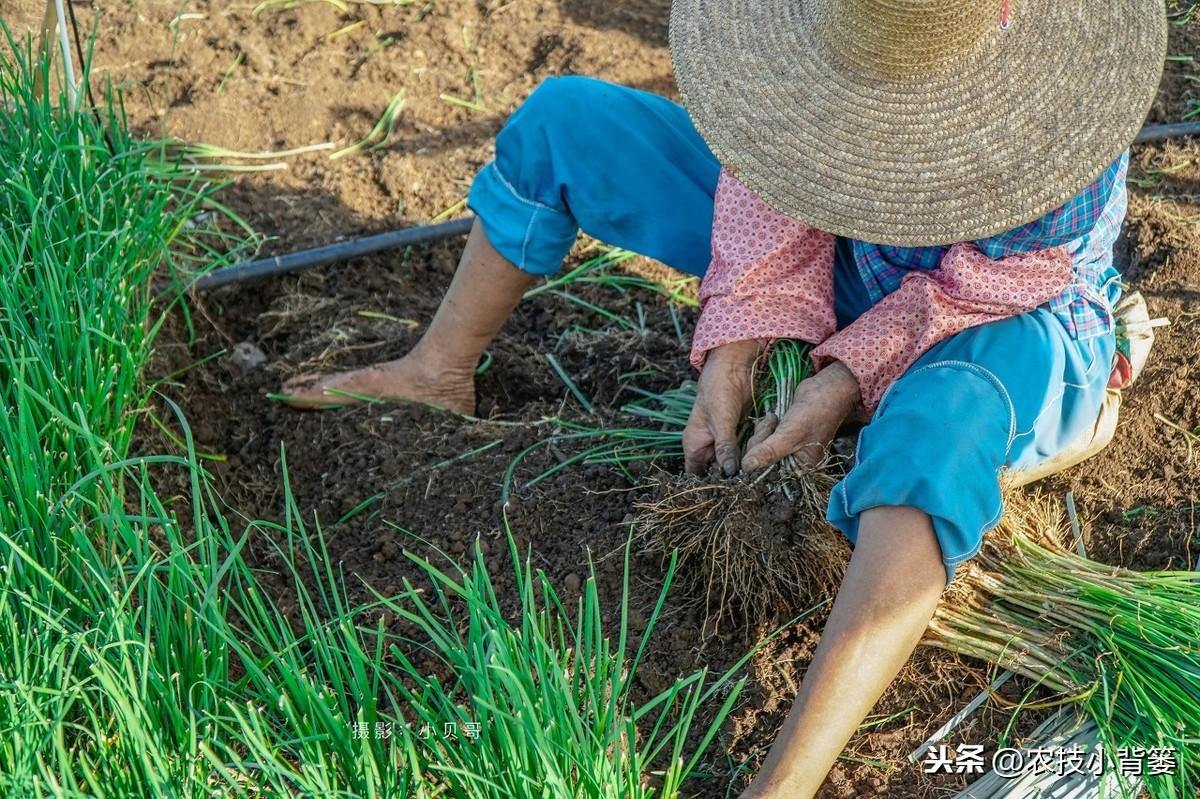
left=1134, top=120, right=1200, bottom=144
left=192, top=216, right=475, bottom=291
left=191, top=120, right=1200, bottom=293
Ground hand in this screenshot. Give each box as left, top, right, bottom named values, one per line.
left=741, top=360, right=861, bottom=472
left=683, top=340, right=762, bottom=477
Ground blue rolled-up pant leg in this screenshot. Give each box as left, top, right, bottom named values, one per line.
left=827, top=305, right=1116, bottom=582
left=466, top=76, right=721, bottom=278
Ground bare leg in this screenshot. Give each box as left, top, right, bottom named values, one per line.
left=740, top=506, right=947, bottom=799
left=282, top=220, right=536, bottom=413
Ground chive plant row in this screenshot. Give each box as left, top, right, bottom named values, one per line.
left=0, top=33, right=740, bottom=798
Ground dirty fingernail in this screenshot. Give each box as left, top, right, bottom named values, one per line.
left=721, top=459, right=737, bottom=477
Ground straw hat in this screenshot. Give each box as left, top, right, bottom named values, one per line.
left=670, top=0, right=1167, bottom=246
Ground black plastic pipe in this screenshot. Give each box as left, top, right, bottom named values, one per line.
left=193, top=216, right=475, bottom=291
left=1134, top=120, right=1200, bottom=144
left=192, top=120, right=1200, bottom=292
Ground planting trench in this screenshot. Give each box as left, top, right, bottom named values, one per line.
left=7, top=0, right=1195, bottom=794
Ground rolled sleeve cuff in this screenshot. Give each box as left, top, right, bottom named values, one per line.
left=809, top=284, right=945, bottom=412
left=690, top=294, right=835, bottom=370
left=826, top=362, right=1015, bottom=584
left=467, top=161, right=578, bottom=276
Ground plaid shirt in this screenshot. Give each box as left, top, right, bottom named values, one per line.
left=850, top=152, right=1128, bottom=340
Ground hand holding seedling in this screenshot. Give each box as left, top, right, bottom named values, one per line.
left=682, top=339, right=762, bottom=476
left=741, top=360, right=861, bottom=472
left=684, top=343, right=861, bottom=477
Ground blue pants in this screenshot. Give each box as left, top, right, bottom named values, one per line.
left=467, top=77, right=1115, bottom=580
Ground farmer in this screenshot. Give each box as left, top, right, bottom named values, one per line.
left=284, top=0, right=1167, bottom=795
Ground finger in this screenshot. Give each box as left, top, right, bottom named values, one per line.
left=791, top=438, right=829, bottom=468
left=682, top=424, right=715, bottom=477
left=711, top=391, right=752, bottom=477
left=684, top=442, right=714, bottom=476
left=744, top=428, right=828, bottom=472
left=742, top=410, right=814, bottom=472
left=741, top=438, right=781, bottom=473
left=744, top=412, right=779, bottom=453
left=711, top=408, right=745, bottom=477
left=714, top=435, right=741, bottom=478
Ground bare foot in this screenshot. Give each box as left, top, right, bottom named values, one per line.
left=280, top=355, right=476, bottom=414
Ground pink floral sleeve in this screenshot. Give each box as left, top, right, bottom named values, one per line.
left=811, top=243, right=1074, bottom=411
left=689, top=171, right=837, bottom=369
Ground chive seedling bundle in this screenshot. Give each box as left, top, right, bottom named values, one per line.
left=501, top=339, right=846, bottom=624
left=750, top=338, right=839, bottom=501
left=634, top=340, right=847, bottom=624
left=925, top=495, right=1200, bottom=798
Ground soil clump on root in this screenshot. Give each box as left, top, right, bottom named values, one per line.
left=635, top=466, right=849, bottom=628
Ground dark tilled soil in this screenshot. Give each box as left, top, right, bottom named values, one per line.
left=8, top=2, right=1199, bottom=797
left=154, top=258, right=1033, bottom=798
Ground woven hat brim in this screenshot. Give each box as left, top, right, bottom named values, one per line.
left=671, top=0, right=1168, bottom=246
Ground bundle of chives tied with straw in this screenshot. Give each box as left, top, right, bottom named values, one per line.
left=924, top=493, right=1200, bottom=798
